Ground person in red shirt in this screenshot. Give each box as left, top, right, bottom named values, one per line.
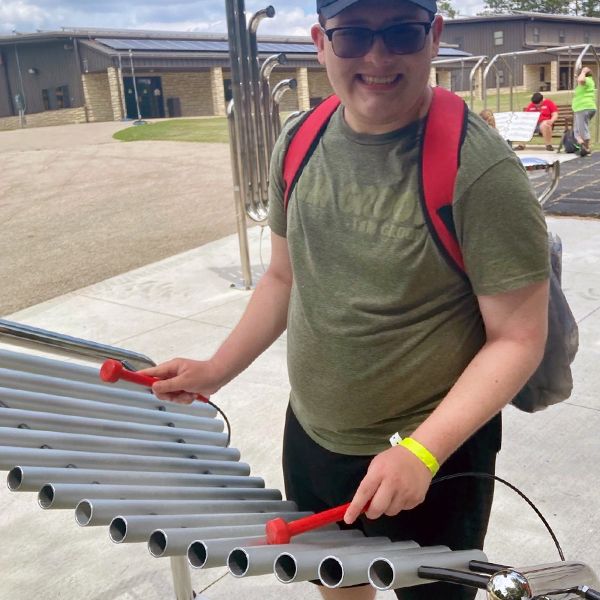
left=523, top=92, right=559, bottom=151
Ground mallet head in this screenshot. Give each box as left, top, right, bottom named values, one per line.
left=265, top=517, right=291, bottom=545
left=99, top=359, right=123, bottom=383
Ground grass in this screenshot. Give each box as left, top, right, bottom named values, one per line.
left=469, top=89, right=574, bottom=114
left=113, top=117, right=229, bottom=143
left=112, top=91, right=578, bottom=145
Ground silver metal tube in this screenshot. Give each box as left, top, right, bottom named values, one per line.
left=0, top=348, right=138, bottom=389
left=227, top=531, right=378, bottom=578
left=487, top=562, right=600, bottom=600
left=226, top=100, right=253, bottom=290
left=0, top=407, right=227, bottom=446
left=271, top=78, right=297, bottom=142
left=319, top=545, right=448, bottom=589
left=369, top=549, right=487, bottom=591
left=248, top=6, right=275, bottom=214
left=0, top=427, right=239, bottom=462
left=259, top=53, right=287, bottom=154
left=225, top=0, right=256, bottom=219
left=0, top=319, right=155, bottom=370
left=8, top=466, right=263, bottom=493
left=0, top=387, right=222, bottom=431
left=0, top=447, right=250, bottom=476
left=0, top=368, right=217, bottom=418
left=150, top=524, right=270, bottom=558
left=38, top=483, right=281, bottom=510
left=110, top=511, right=307, bottom=544
left=76, top=498, right=297, bottom=527
left=192, top=529, right=356, bottom=570
left=275, top=540, right=419, bottom=584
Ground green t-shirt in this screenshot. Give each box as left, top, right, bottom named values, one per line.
left=268, top=106, right=549, bottom=456
left=572, top=76, right=597, bottom=112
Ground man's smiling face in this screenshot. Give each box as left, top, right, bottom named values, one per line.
left=312, top=0, right=443, bottom=134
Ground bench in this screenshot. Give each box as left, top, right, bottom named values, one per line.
left=554, top=104, right=574, bottom=134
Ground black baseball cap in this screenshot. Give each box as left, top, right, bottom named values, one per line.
left=317, top=0, right=437, bottom=18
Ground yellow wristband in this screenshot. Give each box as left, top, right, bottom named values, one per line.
left=391, top=435, right=440, bottom=476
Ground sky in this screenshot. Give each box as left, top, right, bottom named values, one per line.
left=0, top=0, right=486, bottom=37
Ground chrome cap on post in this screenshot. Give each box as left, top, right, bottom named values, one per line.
left=486, top=569, right=532, bottom=600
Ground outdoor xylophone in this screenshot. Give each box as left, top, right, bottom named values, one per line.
left=0, top=326, right=599, bottom=600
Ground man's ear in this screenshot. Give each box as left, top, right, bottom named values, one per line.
left=430, top=14, right=444, bottom=59
left=311, top=23, right=327, bottom=65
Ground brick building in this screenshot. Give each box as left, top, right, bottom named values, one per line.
left=0, top=27, right=469, bottom=131
left=442, top=13, right=600, bottom=93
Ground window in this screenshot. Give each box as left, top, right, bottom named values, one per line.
left=539, top=67, right=546, bottom=82
left=223, top=78, right=232, bottom=102
left=559, top=29, right=566, bottom=43
left=493, top=30, right=504, bottom=46
left=41, top=89, right=50, bottom=110
left=533, top=27, right=540, bottom=43
left=55, top=85, right=70, bottom=109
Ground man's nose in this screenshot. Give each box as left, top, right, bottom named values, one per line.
left=364, top=32, right=395, bottom=62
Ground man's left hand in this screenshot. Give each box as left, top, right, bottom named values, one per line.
left=344, top=445, right=433, bottom=524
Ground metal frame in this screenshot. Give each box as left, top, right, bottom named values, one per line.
left=225, top=1, right=294, bottom=289
left=482, top=44, right=599, bottom=144
left=432, top=55, right=488, bottom=109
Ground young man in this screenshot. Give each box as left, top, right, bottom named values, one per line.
left=524, top=91, right=559, bottom=151
left=146, top=1, right=550, bottom=598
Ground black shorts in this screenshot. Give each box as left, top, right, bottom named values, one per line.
left=282, top=405, right=502, bottom=600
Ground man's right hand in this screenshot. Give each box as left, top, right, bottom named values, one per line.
left=140, top=358, right=225, bottom=404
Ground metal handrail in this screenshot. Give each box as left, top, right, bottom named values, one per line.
left=0, top=318, right=155, bottom=370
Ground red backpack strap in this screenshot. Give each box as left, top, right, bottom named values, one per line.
left=420, top=87, right=469, bottom=275
left=282, top=94, right=341, bottom=211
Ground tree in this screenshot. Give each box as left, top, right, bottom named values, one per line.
left=481, top=0, right=578, bottom=12
left=438, top=0, right=458, bottom=17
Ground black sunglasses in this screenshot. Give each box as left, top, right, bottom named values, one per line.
left=323, top=22, right=433, bottom=59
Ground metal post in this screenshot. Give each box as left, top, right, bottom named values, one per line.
left=170, top=556, right=195, bottom=600
left=128, top=49, right=144, bottom=124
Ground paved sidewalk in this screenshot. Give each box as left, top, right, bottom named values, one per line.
left=0, top=120, right=237, bottom=316
left=1, top=210, right=600, bottom=599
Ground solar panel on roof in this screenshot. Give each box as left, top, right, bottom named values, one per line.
left=97, top=38, right=230, bottom=52
left=96, top=37, right=467, bottom=58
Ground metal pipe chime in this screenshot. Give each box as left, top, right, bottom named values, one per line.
left=2, top=338, right=600, bottom=598
left=225, top=0, right=295, bottom=288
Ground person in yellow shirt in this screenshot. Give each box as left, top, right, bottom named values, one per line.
left=572, top=67, right=597, bottom=156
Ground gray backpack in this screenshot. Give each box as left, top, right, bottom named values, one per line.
left=512, top=233, right=579, bottom=411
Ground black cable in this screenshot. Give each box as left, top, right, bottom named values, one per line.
left=206, top=399, right=231, bottom=447
left=430, top=472, right=566, bottom=561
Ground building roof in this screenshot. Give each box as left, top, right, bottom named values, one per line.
left=0, top=27, right=468, bottom=59
left=445, top=11, right=600, bottom=25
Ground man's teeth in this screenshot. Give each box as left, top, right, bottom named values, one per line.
left=362, top=75, right=398, bottom=84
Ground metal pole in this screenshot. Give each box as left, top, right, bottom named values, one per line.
left=170, top=556, right=194, bottom=600
left=227, top=100, right=253, bottom=289
left=128, top=49, right=143, bottom=123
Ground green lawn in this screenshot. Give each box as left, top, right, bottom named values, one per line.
left=469, top=89, right=574, bottom=113
left=112, top=91, right=577, bottom=146
left=113, top=117, right=229, bottom=143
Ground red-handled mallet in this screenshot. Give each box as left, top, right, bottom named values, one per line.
left=265, top=501, right=369, bottom=545
left=99, top=359, right=209, bottom=403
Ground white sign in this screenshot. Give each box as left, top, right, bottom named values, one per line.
left=493, top=112, right=540, bottom=142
